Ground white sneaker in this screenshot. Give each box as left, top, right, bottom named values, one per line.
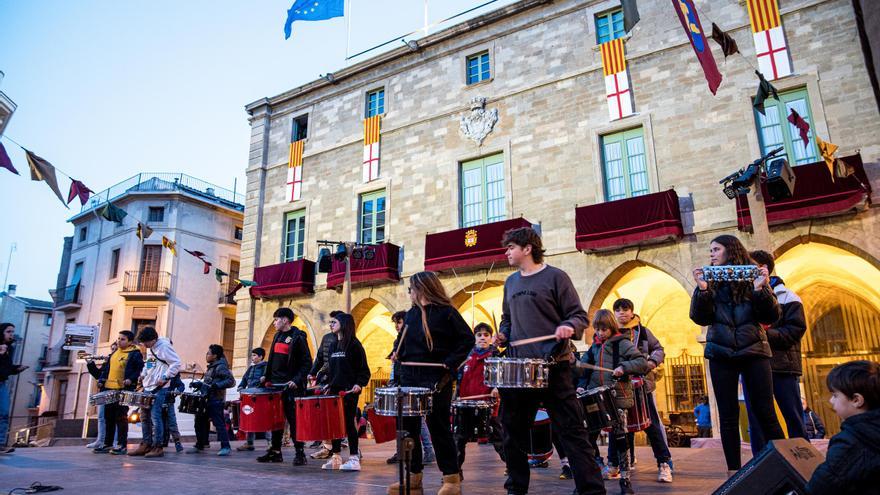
left=86, top=441, right=102, bottom=449
left=321, top=454, right=342, bottom=470
left=311, top=447, right=332, bottom=459
left=658, top=462, right=673, bottom=483
left=340, top=455, right=361, bottom=471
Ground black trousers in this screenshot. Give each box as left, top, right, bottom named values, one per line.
left=709, top=357, right=784, bottom=470
left=331, top=393, right=360, bottom=456
left=195, top=399, right=231, bottom=449
left=455, top=414, right=505, bottom=469
left=271, top=389, right=305, bottom=453
left=401, top=381, right=458, bottom=476
left=103, top=402, right=129, bottom=449
left=499, top=362, right=605, bottom=495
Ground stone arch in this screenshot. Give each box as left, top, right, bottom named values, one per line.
left=449, top=280, right=505, bottom=332
left=259, top=312, right=317, bottom=360
left=773, top=233, right=880, bottom=273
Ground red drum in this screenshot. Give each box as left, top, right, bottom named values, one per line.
left=367, top=406, right=396, bottom=444
left=527, top=408, right=553, bottom=463
left=623, top=377, right=652, bottom=432
left=239, top=389, right=285, bottom=433
left=294, top=395, right=346, bottom=442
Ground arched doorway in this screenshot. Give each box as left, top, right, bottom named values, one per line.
left=592, top=263, right=704, bottom=421
left=451, top=281, right=505, bottom=332
left=353, top=298, right=397, bottom=407
left=775, top=241, right=880, bottom=435
left=260, top=315, right=317, bottom=361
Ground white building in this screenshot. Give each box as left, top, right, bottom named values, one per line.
left=0, top=70, right=16, bottom=138
left=39, top=173, right=244, bottom=428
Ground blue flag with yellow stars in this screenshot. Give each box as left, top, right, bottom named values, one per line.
left=284, top=0, right=344, bottom=39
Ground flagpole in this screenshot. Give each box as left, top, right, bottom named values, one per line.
left=345, top=0, right=352, bottom=61
left=423, top=0, right=429, bottom=36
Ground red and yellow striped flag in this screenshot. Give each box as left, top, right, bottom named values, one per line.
left=364, top=115, right=381, bottom=145
left=600, top=38, right=626, bottom=77
left=288, top=139, right=304, bottom=168
left=746, top=0, right=781, bottom=33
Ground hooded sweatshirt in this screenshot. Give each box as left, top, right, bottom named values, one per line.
left=102, top=346, right=144, bottom=390
left=805, top=408, right=880, bottom=495
left=140, top=338, right=182, bottom=391
left=619, top=316, right=665, bottom=392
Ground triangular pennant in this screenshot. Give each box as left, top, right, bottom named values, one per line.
left=815, top=135, right=839, bottom=180
left=25, top=150, right=68, bottom=208
left=753, top=70, right=779, bottom=116
left=225, top=282, right=244, bottom=299
left=621, top=0, right=640, bottom=34
left=67, top=179, right=94, bottom=206
left=215, top=268, right=228, bottom=283
left=136, top=222, right=154, bottom=241
left=184, top=249, right=208, bottom=260
left=787, top=109, right=811, bottom=149
left=161, top=235, right=178, bottom=256
left=711, top=23, right=740, bottom=58
left=0, top=142, right=19, bottom=175
left=203, top=260, right=212, bottom=275
left=100, top=203, right=128, bottom=223
left=236, top=279, right=258, bottom=287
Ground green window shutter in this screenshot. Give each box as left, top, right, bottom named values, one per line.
left=284, top=210, right=307, bottom=262
left=601, top=127, right=648, bottom=201
left=596, top=9, right=625, bottom=44
left=754, top=87, right=820, bottom=166
left=360, top=190, right=386, bottom=244
left=460, top=153, right=505, bottom=227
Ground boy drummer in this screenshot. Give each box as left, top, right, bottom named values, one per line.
left=494, top=227, right=605, bottom=495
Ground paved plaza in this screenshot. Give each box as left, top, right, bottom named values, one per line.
left=0, top=441, right=739, bottom=494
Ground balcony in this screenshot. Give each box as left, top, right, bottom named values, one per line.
left=326, top=243, right=401, bottom=289
left=424, top=218, right=534, bottom=272
left=80, top=172, right=244, bottom=215
left=121, top=271, right=171, bottom=299
left=575, top=189, right=684, bottom=252
left=52, top=283, right=83, bottom=312
left=42, top=348, right=72, bottom=371
left=218, top=282, right=237, bottom=308
left=250, top=259, right=316, bottom=299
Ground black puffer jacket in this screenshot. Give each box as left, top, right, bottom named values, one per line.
left=690, top=283, right=780, bottom=360
left=806, top=408, right=880, bottom=495
left=201, top=357, right=235, bottom=401
left=765, top=277, right=807, bottom=375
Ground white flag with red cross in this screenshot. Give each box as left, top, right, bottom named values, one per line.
left=747, top=0, right=792, bottom=81
left=286, top=139, right=304, bottom=202
left=600, top=38, right=634, bottom=121
left=363, top=115, right=381, bottom=183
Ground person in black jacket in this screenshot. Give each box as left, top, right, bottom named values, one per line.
left=386, top=271, right=474, bottom=495
left=257, top=307, right=313, bottom=466
left=236, top=347, right=270, bottom=451
left=690, top=235, right=784, bottom=474
left=806, top=360, right=880, bottom=495
left=308, top=310, right=345, bottom=460
left=188, top=344, right=236, bottom=456
left=743, top=250, right=809, bottom=456
left=96, top=332, right=143, bottom=455
left=0, top=323, right=27, bottom=453
left=318, top=312, right=370, bottom=472
left=802, top=397, right=825, bottom=440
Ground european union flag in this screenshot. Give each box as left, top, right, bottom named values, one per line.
left=284, top=0, right=344, bottom=39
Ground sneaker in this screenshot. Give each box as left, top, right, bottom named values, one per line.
left=218, top=447, right=231, bottom=456
left=619, top=478, right=635, bottom=495
left=311, top=447, right=332, bottom=459
left=237, top=444, right=255, bottom=452
left=292, top=451, right=307, bottom=466
left=93, top=446, right=111, bottom=454
left=110, top=448, right=127, bottom=455
left=257, top=450, right=283, bottom=463
left=559, top=465, right=573, bottom=480
left=144, top=447, right=164, bottom=458
left=186, top=446, right=205, bottom=454
left=86, top=441, right=102, bottom=449
left=322, top=454, right=343, bottom=470
left=0, top=447, right=14, bottom=454
left=658, top=462, right=673, bottom=483
left=386, top=452, right=399, bottom=464
left=174, top=442, right=184, bottom=453
left=603, top=465, right=621, bottom=480
left=340, top=456, right=361, bottom=471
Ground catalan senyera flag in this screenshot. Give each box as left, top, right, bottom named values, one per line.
left=363, top=115, right=381, bottom=182
left=287, top=139, right=304, bottom=202
left=746, top=0, right=792, bottom=80
left=600, top=38, right=634, bottom=121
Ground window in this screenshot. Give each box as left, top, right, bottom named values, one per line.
left=284, top=210, right=306, bottom=262
left=460, top=154, right=506, bottom=227
left=366, top=88, right=385, bottom=117
left=148, top=207, right=164, bottom=222
left=101, top=310, right=113, bottom=342
left=291, top=114, right=309, bottom=142
left=109, top=249, right=120, bottom=279
left=359, top=190, right=386, bottom=244
left=234, top=226, right=243, bottom=241
left=596, top=9, right=625, bottom=44
left=601, top=127, right=649, bottom=201
left=79, top=226, right=88, bottom=242
left=44, top=314, right=52, bottom=326
left=754, top=87, right=820, bottom=166
left=466, top=51, right=491, bottom=85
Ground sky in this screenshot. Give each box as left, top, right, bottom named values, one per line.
left=0, top=0, right=518, bottom=300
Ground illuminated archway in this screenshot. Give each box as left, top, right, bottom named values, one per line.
left=353, top=298, right=397, bottom=406
left=775, top=241, right=880, bottom=435
left=260, top=315, right=317, bottom=360
left=451, top=281, right=505, bottom=332
left=592, top=263, right=704, bottom=416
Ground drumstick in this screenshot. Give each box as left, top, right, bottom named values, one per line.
left=458, top=393, right=494, bottom=401
left=400, top=361, right=446, bottom=368
left=575, top=362, right=616, bottom=373
left=509, top=334, right=557, bottom=347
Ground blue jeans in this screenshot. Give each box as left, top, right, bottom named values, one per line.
left=420, top=417, right=434, bottom=455
left=95, top=404, right=106, bottom=445
left=150, top=388, right=170, bottom=446
left=743, top=373, right=807, bottom=456
left=195, top=399, right=230, bottom=449
left=0, top=381, right=10, bottom=447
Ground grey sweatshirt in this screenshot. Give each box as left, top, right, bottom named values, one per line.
left=500, top=265, right=589, bottom=359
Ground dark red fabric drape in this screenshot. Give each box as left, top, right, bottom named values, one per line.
left=326, top=243, right=401, bottom=289
left=424, top=217, right=532, bottom=272
left=250, top=259, right=316, bottom=298
left=575, top=189, right=684, bottom=252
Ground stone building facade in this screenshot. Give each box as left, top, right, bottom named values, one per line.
left=236, top=0, right=880, bottom=435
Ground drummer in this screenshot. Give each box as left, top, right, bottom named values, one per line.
left=577, top=309, right=649, bottom=495
left=130, top=326, right=182, bottom=458
left=454, top=322, right=505, bottom=472
left=95, top=331, right=143, bottom=455
left=387, top=271, right=474, bottom=495
left=188, top=344, right=236, bottom=456
left=237, top=348, right=271, bottom=452
left=493, top=226, right=605, bottom=495
left=318, top=312, right=370, bottom=471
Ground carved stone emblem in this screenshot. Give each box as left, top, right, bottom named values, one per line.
left=459, top=97, right=498, bottom=146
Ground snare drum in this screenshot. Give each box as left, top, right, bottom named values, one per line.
left=373, top=387, right=432, bottom=417
left=366, top=406, right=396, bottom=444
left=120, top=391, right=155, bottom=408
left=89, top=390, right=121, bottom=406
left=624, top=377, right=652, bottom=432
left=178, top=392, right=208, bottom=415
left=484, top=357, right=550, bottom=388
left=527, top=409, right=553, bottom=463
left=239, top=388, right=285, bottom=433
left=452, top=400, right=494, bottom=442
left=577, top=386, right=616, bottom=433
left=295, top=395, right=345, bottom=442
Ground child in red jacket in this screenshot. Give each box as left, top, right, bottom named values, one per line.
left=454, top=323, right=505, bottom=473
